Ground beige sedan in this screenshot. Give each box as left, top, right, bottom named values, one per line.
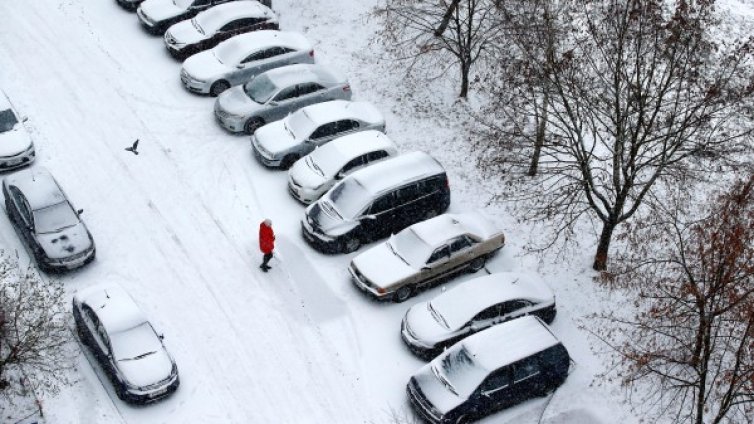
left=348, top=211, right=506, bottom=302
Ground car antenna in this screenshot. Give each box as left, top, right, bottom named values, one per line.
left=511, top=278, right=519, bottom=285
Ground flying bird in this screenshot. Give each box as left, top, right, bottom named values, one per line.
left=125, top=139, right=139, bottom=155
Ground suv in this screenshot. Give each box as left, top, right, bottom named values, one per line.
left=73, top=283, right=180, bottom=404
left=407, top=316, right=570, bottom=424
left=251, top=100, right=386, bottom=169
left=2, top=167, right=95, bottom=272
left=301, top=152, right=450, bottom=253
left=164, top=1, right=278, bottom=60
left=287, top=130, right=397, bottom=204
left=214, top=64, right=351, bottom=134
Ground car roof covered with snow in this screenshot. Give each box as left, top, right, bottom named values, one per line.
left=432, top=272, right=556, bottom=330
left=265, top=64, right=347, bottom=89
left=348, top=151, right=445, bottom=196
left=408, top=211, right=500, bottom=248
left=3, top=167, right=66, bottom=210
left=74, top=283, right=149, bottom=335
left=218, top=30, right=311, bottom=63
left=451, top=315, right=561, bottom=372
left=311, top=130, right=395, bottom=167
left=300, top=100, right=384, bottom=127
left=195, top=0, right=276, bottom=33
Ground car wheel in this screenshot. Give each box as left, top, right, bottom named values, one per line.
left=244, top=117, right=265, bottom=135
left=342, top=236, right=361, bottom=254
left=209, top=80, right=230, bottom=97
left=455, top=414, right=470, bottom=424
left=468, top=256, right=486, bottom=272
left=393, top=286, right=413, bottom=303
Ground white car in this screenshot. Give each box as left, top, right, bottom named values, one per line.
left=287, top=130, right=397, bottom=204
left=401, top=272, right=556, bottom=358
left=252, top=100, right=386, bottom=169
left=349, top=211, right=505, bottom=302
left=164, top=1, right=278, bottom=60
left=0, top=92, right=34, bottom=171
left=73, top=283, right=180, bottom=403
left=181, top=30, right=313, bottom=96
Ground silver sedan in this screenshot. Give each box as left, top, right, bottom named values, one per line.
left=214, top=63, right=351, bottom=134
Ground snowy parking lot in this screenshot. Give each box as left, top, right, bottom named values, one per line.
left=0, top=0, right=652, bottom=423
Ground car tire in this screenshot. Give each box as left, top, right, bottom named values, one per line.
left=342, top=236, right=361, bottom=254
left=393, top=286, right=413, bottom=303
left=455, top=415, right=470, bottom=424
left=244, top=117, right=265, bottom=135
left=468, top=256, right=486, bottom=272
left=209, top=80, right=230, bottom=97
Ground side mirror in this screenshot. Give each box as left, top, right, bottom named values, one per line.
left=421, top=266, right=431, bottom=272
left=236, top=64, right=244, bottom=69
left=335, top=171, right=346, bottom=179
left=159, top=334, right=165, bottom=341
left=361, top=214, right=376, bottom=221
left=22, top=116, right=29, bottom=123
left=77, top=209, right=84, bottom=215
left=268, top=100, right=279, bottom=106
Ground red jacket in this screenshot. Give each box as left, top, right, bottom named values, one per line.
left=259, top=222, right=275, bottom=254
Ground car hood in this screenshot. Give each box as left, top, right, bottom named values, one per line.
left=183, top=51, right=231, bottom=81
left=352, top=243, right=416, bottom=290
left=306, top=201, right=357, bottom=235
left=118, top=349, right=174, bottom=388
left=255, top=121, right=301, bottom=156
left=405, top=302, right=455, bottom=346
left=37, top=222, right=93, bottom=260
left=0, top=126, right=33, bottom=157
left=140, top=0, right=185, bottom=22
left=168, top=20, right=206, bottom=45
left=413, top=367, right=466, bottom=415
left=217, top=85, right=259, bottom=115
left=289, top=157, right=329, bottom=190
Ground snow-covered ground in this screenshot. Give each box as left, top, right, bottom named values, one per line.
left=1, top=0, right=750, bottom=423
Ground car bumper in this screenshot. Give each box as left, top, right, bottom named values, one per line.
left=348, top=265, right=391, bottom=300
left=300, top=220, right=343, bottom=253
left=400, top=322, right=438, bottom=359
left=0, top=149, right=35, bottom=171
left=123, top=374, right=180, bottom=404
left=406, top=380, right=444, bottom=424
left=180, top=71, right=209, bottom=94
left=251, top=136, right=284, bottom=167
left=43, top=247, right=96, bottom=272
left=136, top=9, right=165, bottom=34
left=214, top=107, right=245, bottom=133
left=287, top=179, right=321, bottom=204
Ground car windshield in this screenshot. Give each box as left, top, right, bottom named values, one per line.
left=195, top=9, right=226, bottom=34
left=327, top=179, right=370, bottom=219
left=439, top=346, right=487, bottom=398
left=213, top=40, right=240, bottom=65
left=390, top=228, right=432, bottom=269
left=309, top=147, right=345, bottom=177
left=173, top=0, right=193, bottom=8
left=0, top=109, right=18, bottom=133
left=110, top=322, right=162, bottom=362
left=32, top=202, right=79, bottom=234
left=244, top=75, right=277, bottom=104
left=285, top=110, right=316, bottom=140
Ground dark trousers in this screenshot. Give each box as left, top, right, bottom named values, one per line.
left=261, top=252, right=273, bottom=268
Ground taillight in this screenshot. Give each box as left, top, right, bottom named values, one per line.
left=377, top=287, right=386, bottom=294
left=445, top=178, right=449, bottom=189
left=343, top=84, right=351, bottom=92
left=309, top=50, right=314, bottom=57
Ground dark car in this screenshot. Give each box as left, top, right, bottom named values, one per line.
left=301, top=151, right=450, bottom=254
left=407, top=316, right=570, bottom=423
left=73, top=283, right=180, bottom=404
left=116, top=0, right=146, bottom=12
left=2, top=167, right=95, bottom=272
left=163, top=1, right=278, bottom=60
left=137, top=0, right=271, bottom=35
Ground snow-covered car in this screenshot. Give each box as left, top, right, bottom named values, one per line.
left=164, top=1, right=278, bottom=60
left=214, top=63, right=351, bottom=134
left=116, top=0, right=146, bottom=12
left=287, top=130, right=397, bottom=204
left=138, top=0, right=270, bottom=35
left=2, top=167, right=95, bottom=272
left=407, top=316, right=570, bottom=424
left=252, top=100, right=385, bottom=169
left=0, top=93, right=35, bottom=171
left=349, top=211, right=505, bottom=302
left=401, top=272, right=556, bottom=358
left=73, top=283, right=180, bottom=404
left=302, top=152, right=450, bottom=254
left=181, top=30, right=313, bottom=96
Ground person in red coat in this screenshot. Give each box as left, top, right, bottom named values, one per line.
left=259, top=219, right=275, bottom=272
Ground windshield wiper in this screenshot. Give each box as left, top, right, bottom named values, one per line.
left=191, top=19, right=204, bottom=35
left=283, top=123, right=295, bottom=139
left=388, top=239, right=411, bottom=267
left=308, top=158, right=324, bottom=176
left=120, top=351, right=157, bottom=361
left=428, top=303, right=450, bottom=329
left=432, top=365, right=458, bottom=396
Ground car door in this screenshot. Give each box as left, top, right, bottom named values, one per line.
left=327, top=119, right=360, bottom=143
left=266, top=84, right=300, bottom=120
left=8, top=187, right=36, bottom=248
left=477, top=366, right=515, bottom=410
left=308, top=121, right=340, bottom=147
left=510, top=356, right=543, bottom=405
left=337, top=155, right=366, bottom=180
left=499, top=299, right=533, bottom=323
left=420, top=244, right=452, bottom=285
left=294, top=82, right=329, bottom=109
left=393, top=182, right=424, bottom=226
left=360, top=192, right=397, bottom=239
left=466, top=304, right=503, bottom=335
left=81, top=306, right=119, bottom=378
left=447, top=235, right=480, bottom=271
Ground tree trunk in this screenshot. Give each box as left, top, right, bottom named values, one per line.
left=434, top=0, right=462, bottom=37
left=528, top=92, right=548, bottom=176
left=460, top=61, right=470, bottom=98
left=593, top=220, right=616, bottom=270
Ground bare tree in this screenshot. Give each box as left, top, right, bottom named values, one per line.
left=475, top=0, right=754, bottom=270
left=0, top=250, right=74, bottom=401
left=596, top=174, right=754, bottom=424
left=375, top=0, right=505, bottom=98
